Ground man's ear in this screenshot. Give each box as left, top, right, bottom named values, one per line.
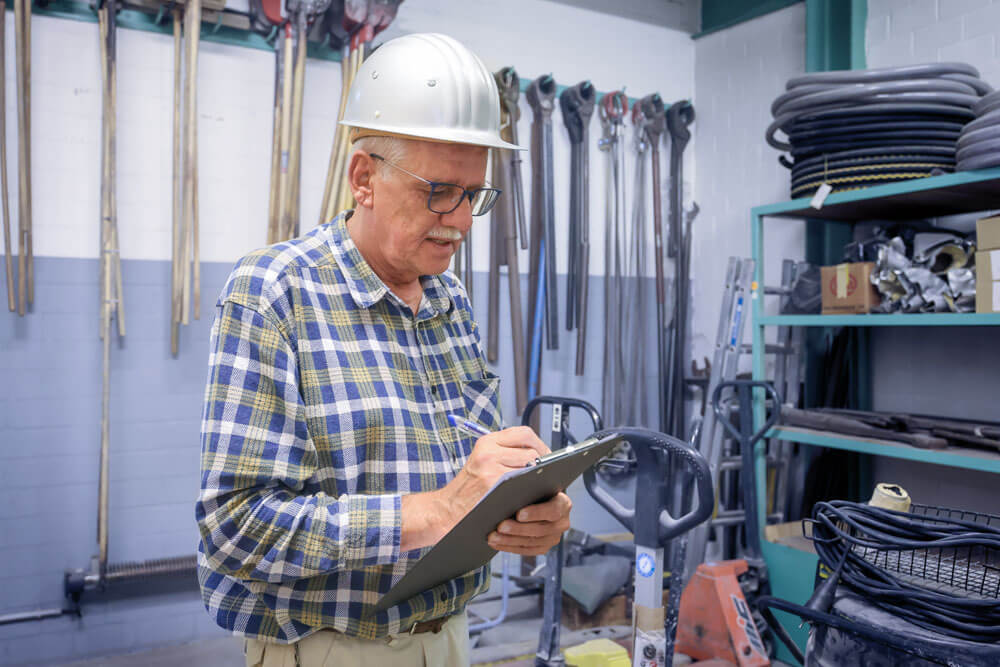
left=348, top=150, right=375, bottom=209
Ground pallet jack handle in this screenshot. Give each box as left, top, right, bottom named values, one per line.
left=584, top=428, right=713, bottom=547
left=521, top=396, right=604, bottom=667
left=522, top=395, right=603, bottom=434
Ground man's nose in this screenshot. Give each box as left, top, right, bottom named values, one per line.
left=440, top=199, right=474, bottom=231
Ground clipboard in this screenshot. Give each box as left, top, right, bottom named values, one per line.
left=374, top=432, right=623, bottom=612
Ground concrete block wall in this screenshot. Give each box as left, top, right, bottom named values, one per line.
left=0, top=1, right=694, bottom=662
left=691, top=3, right=807, bottom=368
left=865, top=0, right=1000, bottom=511
left=867, top=0, right=1000, bottom=86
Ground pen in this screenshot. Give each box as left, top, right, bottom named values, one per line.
left=447, top=414, right=491, bottom=438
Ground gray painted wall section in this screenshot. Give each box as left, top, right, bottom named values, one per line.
left=1, top=256, right=229, bottom=664
left=0, top=256, right=661, bottom=663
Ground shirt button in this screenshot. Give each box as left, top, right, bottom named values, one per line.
left=439, top=591, right=447, bottom=602
left=430, top=386, right=437, bottom=395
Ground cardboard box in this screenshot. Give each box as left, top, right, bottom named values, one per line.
left=976, top=249, right=1000, bottom=314
left=765, top=521, right=815, bottom=554
left=821, top=262, right=878, bottom=314
left=977, top=215, right=1000, bottom=251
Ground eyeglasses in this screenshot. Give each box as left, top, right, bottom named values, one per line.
left=369, top=153, right=502, bottom=217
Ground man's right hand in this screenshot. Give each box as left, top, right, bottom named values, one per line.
left=442, top=426, right=550, bottom=521
left=400, top=426, right=549, bottom=551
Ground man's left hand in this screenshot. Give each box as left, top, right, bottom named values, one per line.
left=487, top=492, right=572, bottom=556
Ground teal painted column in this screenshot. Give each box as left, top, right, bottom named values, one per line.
left=803, top=0, right=871, bottom=412
left=765, top=2, right=870, bottom=661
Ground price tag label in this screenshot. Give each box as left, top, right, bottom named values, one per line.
left=810, top=182, right=833, bottom=209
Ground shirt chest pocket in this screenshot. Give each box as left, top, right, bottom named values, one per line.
left=460, top=371, right=502, bottom=432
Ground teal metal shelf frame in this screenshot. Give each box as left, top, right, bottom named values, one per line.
left=753, top=166, right=1000, bottom=221
left=749, top=167, right=1000, bottom=654
left=759, top=313, right=1000, bottom=326
left=768, top=426, right=1000, bottom=473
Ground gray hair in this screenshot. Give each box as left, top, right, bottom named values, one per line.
left=353, top=135, right=412, bottom=176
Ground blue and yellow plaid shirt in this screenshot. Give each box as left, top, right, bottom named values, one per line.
left=196, top=212, right=502, bottom=643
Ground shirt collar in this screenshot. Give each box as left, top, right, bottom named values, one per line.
left=328, top=211, right=457, bottom=317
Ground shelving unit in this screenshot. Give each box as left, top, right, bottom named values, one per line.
left=749, top=167, right=1000, bottom=652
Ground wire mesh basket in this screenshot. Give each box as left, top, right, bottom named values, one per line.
left=849, top=502, right=1000, bottom=601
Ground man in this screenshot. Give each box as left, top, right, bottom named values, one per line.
left=196, top=33, right=572, bottom=666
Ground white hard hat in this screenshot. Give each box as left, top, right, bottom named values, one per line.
left=341, top=33, right=523, bottom=151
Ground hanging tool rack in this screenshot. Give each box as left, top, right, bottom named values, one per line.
left=12, top=0, right=345, bottom=58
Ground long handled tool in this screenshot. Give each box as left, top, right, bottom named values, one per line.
left=170, top=6, right=183, bottom=354
left=273, top=24, right=294, bottom=242
left=97, top=0, right=126, bottom=577
left=317, top=1, right=401, bottom=227
left=498, top=68, right=529, bottom=252
left=179, top=0, right=201, bottom=332
left=664, top=101, right=695, bottom=438
left=526, top=75, right=559, bottom=352
left=598, top=91, right=628, bottom=426
left=284, top=0, right=333, bottom=239
left=1, top=0, right=13, bottom=312
left=316, top=0, right=349, bottom=226
left=258, top=0, right=330, bottom=243
left=622, top=102, right=650, bottom=427
left=250, top=0, right=284, bottom=244
left=525, top=75, right=559, bottom=403
left=491, top=67, right=528, bottom=414
left=287, top=3, right=308, bottom=238
left=256, top=0, right=288, bottom=244
left=14, top=0, right=31, bottom=315
left=639, top=95, right=668, bottom=431
left=560, top=81, right=595, bottom=376
left=331, top=2, right=372, bottom=217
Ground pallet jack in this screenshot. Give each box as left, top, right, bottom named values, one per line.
left=524, top=396, right=714, bottom=667
left=673, top=380, right=781, bottom=667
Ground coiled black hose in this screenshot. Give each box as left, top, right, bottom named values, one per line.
left=957, top=91, right=1000, bottom=170
left=808, top=500, right=1000, bottom=643
left=767, top=63, right=994, bottom=197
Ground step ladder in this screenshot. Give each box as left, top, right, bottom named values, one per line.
left=684, top=257, right=804, bottom=575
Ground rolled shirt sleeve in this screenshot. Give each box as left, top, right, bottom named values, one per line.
left=196, top=299, right=402, bottom=583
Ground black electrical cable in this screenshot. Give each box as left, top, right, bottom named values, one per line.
left=788, top=144, right=956, bottom=173
left=790, top=156, right=954, bottom=183
left=789, top=119, right=966, bottom=140
left=807, top=501, right=1000, bottom=643
left=767, top=63, right=992, bottom=197
left=957, top=94, right=1000, bottom=170
left=789, top=136, right=958, bottom=158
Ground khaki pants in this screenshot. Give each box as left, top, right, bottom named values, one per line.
left=244, top=613, right=469, bottom=667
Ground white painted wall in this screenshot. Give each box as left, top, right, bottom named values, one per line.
left=691, top=3, right=807, bottom=365
left=867, top=0, right=1000, bottom=86
left=9, top=0, right=694, bottom=280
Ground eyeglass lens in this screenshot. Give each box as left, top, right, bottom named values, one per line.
left=428, top=185, right=500, bottom=216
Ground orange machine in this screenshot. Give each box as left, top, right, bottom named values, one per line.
left=675, top=560, right=770, bottom=666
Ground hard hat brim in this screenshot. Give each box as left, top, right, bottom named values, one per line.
left=342, top=121, right=525, bottom=151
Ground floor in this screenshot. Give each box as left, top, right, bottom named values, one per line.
left=56, top=593, right=789, bottom=666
